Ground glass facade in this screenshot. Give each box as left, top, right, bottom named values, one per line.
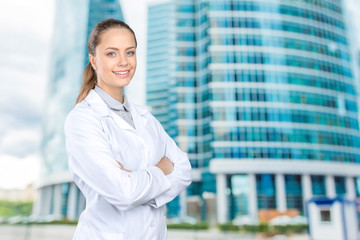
left=228, top=175, right=249, bottom=219
left=35, top=0, right=124, bottom=220
left=285, top=175, right=303, bottom=213
left=334, top=176, right=346, bottom=196
left=147, top=0, right=360, bottom=221
left=311, top=175, right=326, bottom=196
left=256, top=174, right=276, bottom=209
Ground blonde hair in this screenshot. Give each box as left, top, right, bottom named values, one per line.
left=75, top=19, right=137, bottom=104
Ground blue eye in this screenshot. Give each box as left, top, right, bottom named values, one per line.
left=127, top=51, right=135, bottom=56
left=107, top=52, right=116, bottom=56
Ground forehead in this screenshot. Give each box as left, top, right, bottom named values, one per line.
left=98, top=28, right=135, bottom=48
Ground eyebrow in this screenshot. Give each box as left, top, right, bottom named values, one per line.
left=105, top=47, right=136, bottom=51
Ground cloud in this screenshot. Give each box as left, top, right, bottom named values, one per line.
left=0, top=129, right=42, bottom=158
left=0, top=154, right=41, bottom=189
left=0, top=0, right=54, bottom=189
left=345, top=0, right=360, bottom=47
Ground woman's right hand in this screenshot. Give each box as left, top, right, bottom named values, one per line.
left=155, top=157, right=174, bottom=175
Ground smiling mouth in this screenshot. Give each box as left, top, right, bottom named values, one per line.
left=113, top=70, right=130, bottom=75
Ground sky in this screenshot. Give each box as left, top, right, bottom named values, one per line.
left=0, top=0, right=150, bottom=189
left=0, top=0, right=359, bottom=190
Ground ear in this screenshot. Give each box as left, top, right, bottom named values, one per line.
left=89, top=54, right=98, bottom=70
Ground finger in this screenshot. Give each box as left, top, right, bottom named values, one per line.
left=122, top=168, right=131, bottom=173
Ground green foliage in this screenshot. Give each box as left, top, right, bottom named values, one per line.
left=218, top=222, right=308, bottom=234
left=242, top=224, right=264, bottom=232
left=258, top=223, right=270, bottom=233
left=33, top=219, right=78, bottom=225
left=218, top=223, right=240, bottom=231
left=273, top=224, right=308, bottom=234
left=0, top=200, right=33, bottom=217
left=167, top=222, right=209, bottom=230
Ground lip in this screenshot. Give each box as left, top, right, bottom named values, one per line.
left=113, top=70, right=130, bottom=78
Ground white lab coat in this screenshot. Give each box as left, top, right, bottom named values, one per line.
left=64, top=89, right=192, bottom=240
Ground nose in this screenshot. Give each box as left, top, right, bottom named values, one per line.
left=117, top=54, right=128, bottom=67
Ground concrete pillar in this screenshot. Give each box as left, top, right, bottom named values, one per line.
left=275, top=174, right=286, bottom=212
left=302, top=174, right=312, bottom=206
left=325, top=175, right=336, bottom=197
left=67, top=183, right=77, bottom=220
left=216, top=174, right=228, bottom=223
left=42, top=186, right=51, bottom=216
left=248, top=173, right=258, bottom=221
left=53, top=184, right=62, bottom=218
left=346, top=176, right=356, bottom=199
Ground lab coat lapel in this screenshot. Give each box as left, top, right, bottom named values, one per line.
left=84, top=89, right=147, bottom=132
left=110, top=111, right=134, bottom=131
left=127, top=100, right=148, bottom=134
left=84, top=90, right=111, bottom=117
left=108, top=99, right=149, bottom=133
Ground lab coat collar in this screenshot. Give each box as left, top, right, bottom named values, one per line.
left=84, top=89, right=148, bottom=132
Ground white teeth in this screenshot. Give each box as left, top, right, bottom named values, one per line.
left=114, top=71, right=128, bottom=74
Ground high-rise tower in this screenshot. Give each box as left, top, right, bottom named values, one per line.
left=147, top=0, right=360, bottom=222
left=34, top=0, right=124, bottom=220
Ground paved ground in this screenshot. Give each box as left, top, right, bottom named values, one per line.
left=0, top=224, right=309, bottom=240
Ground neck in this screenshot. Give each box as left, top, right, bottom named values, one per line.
left=97, top=85, right=124, bottom=103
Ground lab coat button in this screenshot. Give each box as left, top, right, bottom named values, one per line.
left=150, top=221, right=154, bottom=227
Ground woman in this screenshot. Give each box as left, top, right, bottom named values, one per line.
left=64, top=19, right=192, bottom=240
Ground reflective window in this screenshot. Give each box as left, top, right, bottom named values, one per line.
left=209, top=1, right=342, bottom=16
left=228, top=175, right=249, bottom=219
left=210, top=34, right=349, bottom=61
left=212, top=70, right=355, bottom=95
left=285, top=175, right=303, bottom=213
left=311, top=175, right=326, bottom=196
left=212, top=146, right=360, bottom=163
left=210, top=51, right=351, bottom=77
left=209, top=17, right=347, bottom=44
left=257, top=174, right=276, bottom=209
left=334, top=176, right=346, bottom=196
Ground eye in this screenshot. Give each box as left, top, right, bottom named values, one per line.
left=107, top=52, right=116, bottom=56
left=126, top=51, right=135, bottom=56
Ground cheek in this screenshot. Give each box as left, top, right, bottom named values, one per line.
left=131, top=58, right=137, bottom=69
left=98, top=60, right=115, bottom=74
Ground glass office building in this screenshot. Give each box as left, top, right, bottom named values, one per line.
left=147, top=0, right=360, bottom=222
left=33, top=0, right=124, bottom=220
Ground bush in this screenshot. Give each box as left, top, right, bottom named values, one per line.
left=35, top=219, right=78, bottom=225
left=218, top=222, right=240, bottom=231
left=167, top=222, right=208, bottom=230
left=0, top=200, right=33, bottom=217
left=218, top=222, right=308, bottom=235
left=258, top=223, right=270, bottom=233
left=273, top=225, right=288, bottom=234
left=272, top=224, right=308, bottom=234
left=242, top=224, right=260, bottom=232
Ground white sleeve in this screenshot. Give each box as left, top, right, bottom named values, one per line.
left=148, top=115, right=192, bottom=208
left=64, top=109, right=171, bottom=211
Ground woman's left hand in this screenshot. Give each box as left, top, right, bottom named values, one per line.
left=116, top=160, right=131, bottom=172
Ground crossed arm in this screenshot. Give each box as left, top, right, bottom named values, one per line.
left=65, top=109, right=191, bottom=210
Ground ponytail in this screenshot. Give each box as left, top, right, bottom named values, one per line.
left=75, top=63, right=97, bottom=104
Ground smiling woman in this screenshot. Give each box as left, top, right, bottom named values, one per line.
left=64, top=19, right=192, bottom=240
